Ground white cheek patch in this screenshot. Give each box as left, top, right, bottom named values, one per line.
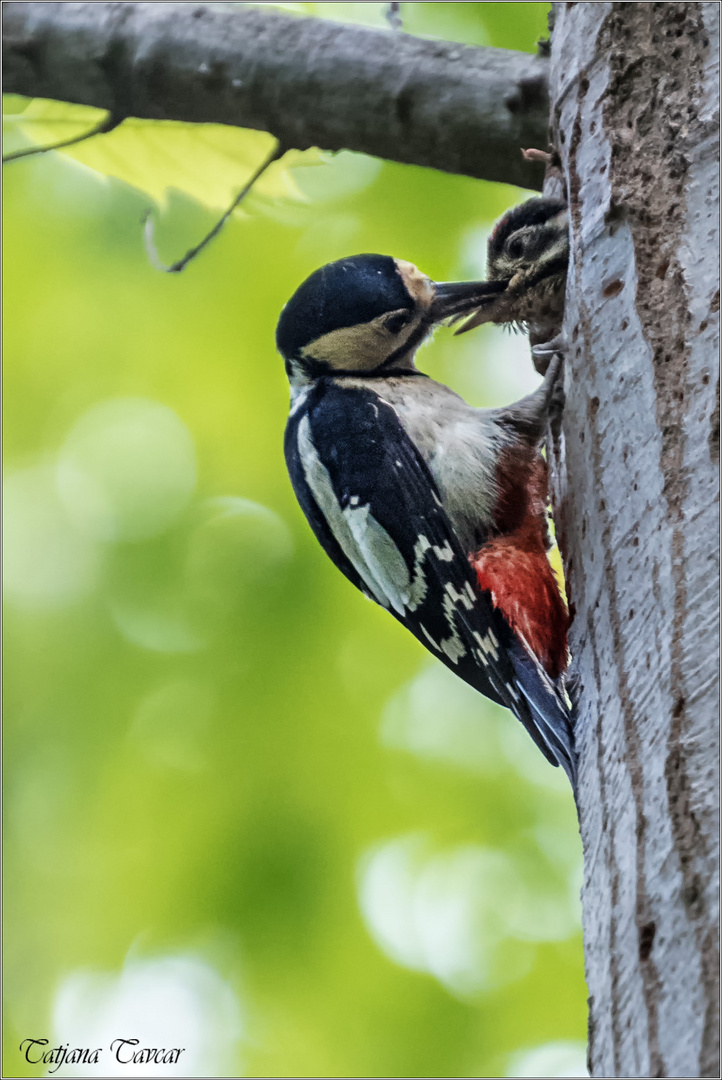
left=299, top=312, right=421, bottom=373
left=301, top=323, right=389, bottom=370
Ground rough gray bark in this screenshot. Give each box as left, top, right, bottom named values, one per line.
left=2, top=1, right=548, bottom=189
left=549, top=4, right=720, bottom=1077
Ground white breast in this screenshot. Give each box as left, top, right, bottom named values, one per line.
left=374, top=378, right=504, bottom=552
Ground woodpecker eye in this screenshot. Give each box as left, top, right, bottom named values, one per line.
left=384, top=311, right=412, bottom=335
left=506, top=235, right=526, bottom=260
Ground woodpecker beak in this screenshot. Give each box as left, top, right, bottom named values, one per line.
left=429, top=278, right=509, bottom=323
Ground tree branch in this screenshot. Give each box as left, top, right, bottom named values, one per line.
left=2, top=1, right=549, bottom=190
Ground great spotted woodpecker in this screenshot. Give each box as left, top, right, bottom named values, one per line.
left=453, top=196, right=569, bottom=368
left=276, top=198, right=575, bottom=785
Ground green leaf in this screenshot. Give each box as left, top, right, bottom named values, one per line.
left=3, top=96, right=322, bottom=209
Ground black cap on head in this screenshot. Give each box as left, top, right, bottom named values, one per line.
left=276, top=255, right=411, bottom=360
left=488, top=197, right=567, bottom=262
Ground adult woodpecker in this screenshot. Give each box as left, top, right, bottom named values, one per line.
left=276, top=197, right=575, bottom=785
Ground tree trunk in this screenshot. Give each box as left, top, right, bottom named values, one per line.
left=549, top=4, right=720, bottom=1076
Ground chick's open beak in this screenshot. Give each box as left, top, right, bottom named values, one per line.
left=429, top=277, right=509, bottom=323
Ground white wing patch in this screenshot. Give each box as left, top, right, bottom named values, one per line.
left=297, top=417, right=464, bottom=644
left=344, top=503, right=410, bottom=613
left=471, top=629, right=499, bottom=666
left=416, top=581, right=477, bottom=666
left=404, top=535, right=455, bottom=612
left=298, top=416, right=403, bottom=609
left=418, top=616, right=466, bottom=664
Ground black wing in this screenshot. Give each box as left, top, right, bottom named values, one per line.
left=285, top=379, right=576, bottom=785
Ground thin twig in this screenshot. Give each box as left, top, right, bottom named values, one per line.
left=2, top=112, right=122, bottom=164
left=142, top=139, right=285, bottom=274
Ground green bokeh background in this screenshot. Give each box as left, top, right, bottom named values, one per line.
left=3, top=4, right=587, bottom=1077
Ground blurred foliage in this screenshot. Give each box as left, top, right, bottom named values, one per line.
left=3, top=3, right=587, bottom=1078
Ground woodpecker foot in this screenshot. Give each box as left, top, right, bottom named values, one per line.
left=497, top=343, right=564, bottom=440
left=539, top=344, right=565, bottom=412
left=531, top=332, right=567, bottom=376
left=532, top=335, right=566, bottom=434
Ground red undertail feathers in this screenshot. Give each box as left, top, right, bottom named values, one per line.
left=470, top=521, right=570, bottom=680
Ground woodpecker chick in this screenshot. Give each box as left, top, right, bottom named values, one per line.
left=277, top=254, right=575, bottom=787
left=454, top=197, right=569, bottom=359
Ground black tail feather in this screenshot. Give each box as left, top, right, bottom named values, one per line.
left=509, top=648, right=577, bottom=789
